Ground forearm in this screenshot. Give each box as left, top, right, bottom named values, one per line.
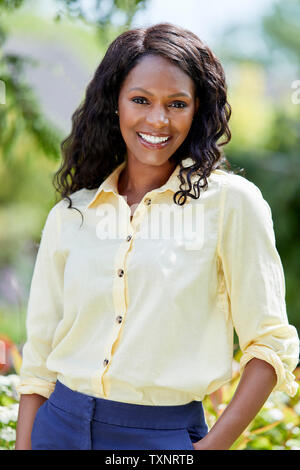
left=195, top=357, right=277, bottom=450
left=15, top=394, right=48, bottom=450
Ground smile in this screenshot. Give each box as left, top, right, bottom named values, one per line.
left=138, top=132, right=170, bottom=143
left=137, top=132, right=172, bottom=148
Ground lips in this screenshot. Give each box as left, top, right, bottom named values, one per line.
left=137, top=132, right=172, bottom=149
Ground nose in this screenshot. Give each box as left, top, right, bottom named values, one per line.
left=145, top=104, right=169, bottom=128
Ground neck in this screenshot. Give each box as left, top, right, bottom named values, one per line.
left=118, top=157, right=177, bottom=197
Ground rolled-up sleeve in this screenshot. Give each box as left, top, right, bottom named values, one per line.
left=16, top=204, right=65, bottom=399
left=218, top=175, right=299, bottom=397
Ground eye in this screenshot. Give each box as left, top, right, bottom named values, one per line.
left=170, top=101, right=187, bottom=109
left=132, top=97, right=148, bottom=105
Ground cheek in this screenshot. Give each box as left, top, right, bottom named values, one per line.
left=118, top=116, right=134, bottom=144
left=119, top=107, right=140, bottom=134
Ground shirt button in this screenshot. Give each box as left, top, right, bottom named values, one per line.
left=103, top=358, right=109, bottom=366
left=117, top=269, right=124, bottom=277
left=144, top=198, right=151, bottom=205
left=126, top=235, right=132, bottom=242
left=116, top=315, right=123, bottom=324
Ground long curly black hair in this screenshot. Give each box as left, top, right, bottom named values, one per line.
left=53, top=23, right=233, bottom=216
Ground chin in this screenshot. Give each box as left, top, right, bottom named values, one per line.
left=146, top=156, right=172, bottom=167
left=134, top=150, right=175, bottom=166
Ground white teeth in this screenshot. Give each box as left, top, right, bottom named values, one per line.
left=139, top=133, right=170, bottom=144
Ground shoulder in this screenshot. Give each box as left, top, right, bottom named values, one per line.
left=64, top=188, right=98, bottom=209
left=50, top=188, right=97, bottom=215
left=209, top=169, right=266, bottom=207
left=42, top=188, right=97, bottom=236
left=209, top=170, right=272, bottom=224
left=209, top=169, right=260, bottom=193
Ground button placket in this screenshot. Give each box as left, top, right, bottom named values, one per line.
left=97, top=192, right=158, bottom=397
left=101, top=229, right=134, bottom=396
left=130, top=193, right=154, bottom=226
left=102, top=310, right=125, bottom=368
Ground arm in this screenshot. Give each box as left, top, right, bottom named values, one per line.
left=193, top=357, right=277, bottom=450
left=15, top=394, right=48, bottom=450
left=15, top=204, right=65, bottom=447
left=197, top=176, right=299, bottom=450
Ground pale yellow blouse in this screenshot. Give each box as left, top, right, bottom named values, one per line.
left=16, top=157, right=299, bottom=404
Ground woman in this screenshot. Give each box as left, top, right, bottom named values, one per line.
left=15, top=23, right=299, bottom=450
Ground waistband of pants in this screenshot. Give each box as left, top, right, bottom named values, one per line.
left=48, top=380, right=207, bottom=431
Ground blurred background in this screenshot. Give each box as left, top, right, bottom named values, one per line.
left=0, top=0, right=299, bottom=450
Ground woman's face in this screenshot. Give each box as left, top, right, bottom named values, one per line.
left=118, top=54, right=199, bottom=168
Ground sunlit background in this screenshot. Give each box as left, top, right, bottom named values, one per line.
left=0, top=0, right=299, bottom=450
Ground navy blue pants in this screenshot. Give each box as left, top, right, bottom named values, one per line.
left=31, top=380, right=208, bottom=450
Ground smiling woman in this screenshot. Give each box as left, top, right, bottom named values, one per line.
left=116, top=53, right=200, bottom=214
left=52, top=22, right=232, bottom=213
left=15, top=23, right=299, bottom=451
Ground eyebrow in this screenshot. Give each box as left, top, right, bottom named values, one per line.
left=128, top=87, right=191, bottom=99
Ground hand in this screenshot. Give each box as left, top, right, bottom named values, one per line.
left=192, top=436, right=222, bottom=450
left=191, top=359, right=278, bottom=451
left=192, top=439, right=210, bottom=450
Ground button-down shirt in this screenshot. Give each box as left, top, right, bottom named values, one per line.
left=16, top=157, right=299, bottom=404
